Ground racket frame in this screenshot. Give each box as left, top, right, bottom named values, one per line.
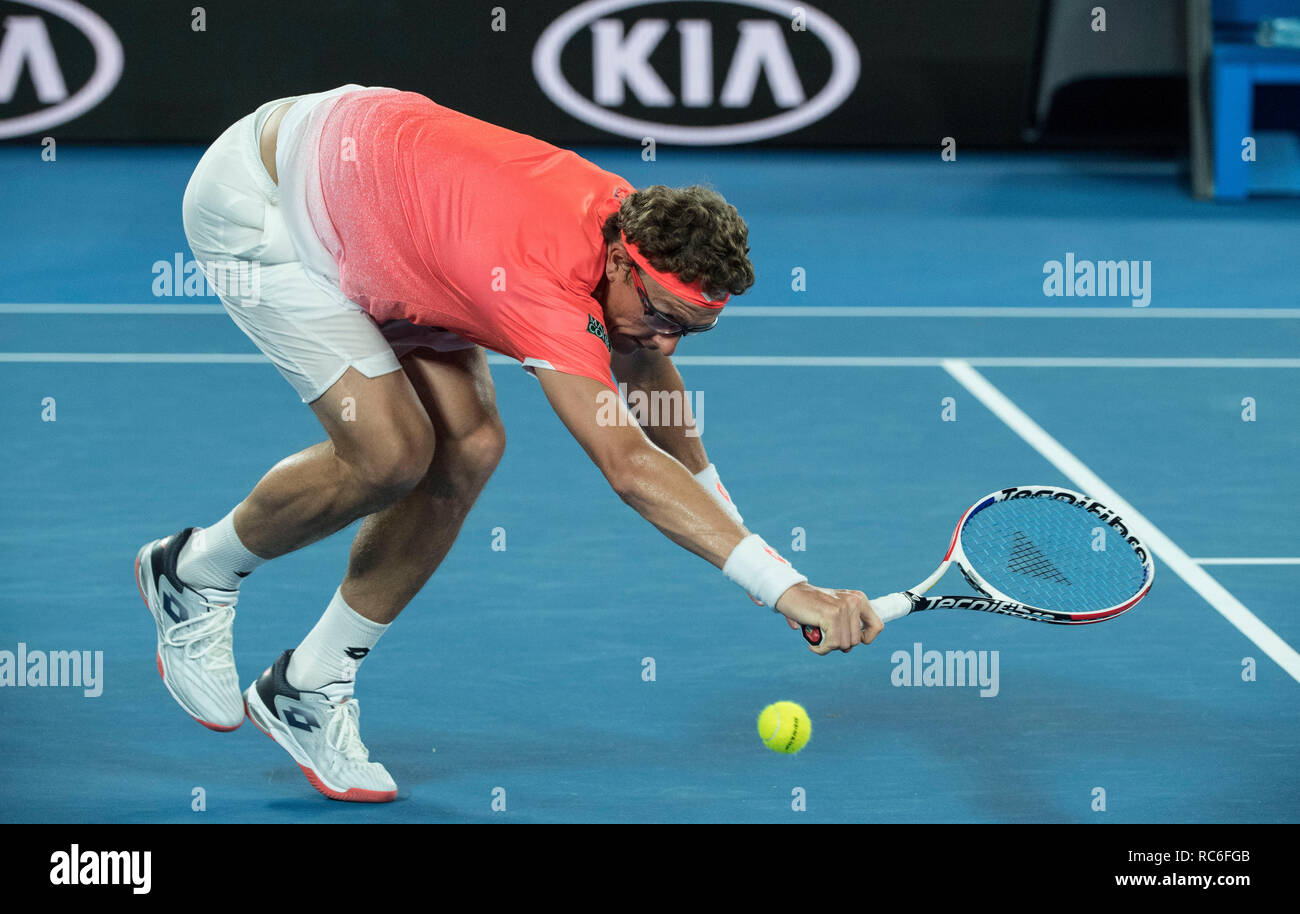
left=800, top=485, right=1155, bottom=644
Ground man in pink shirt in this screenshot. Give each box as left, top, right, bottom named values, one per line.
left=135, top=86, right=881, bottom=802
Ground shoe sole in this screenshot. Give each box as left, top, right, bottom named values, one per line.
left=243, top=681, right=397, bottom=803
left=135, top=543, right=241, bottom=732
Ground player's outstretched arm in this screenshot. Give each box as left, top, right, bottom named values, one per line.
left=610, top=347, right=707, bottom=472
left=611, top=346, right=747, bottom=528
left=535, top=367, right=882, bottom=652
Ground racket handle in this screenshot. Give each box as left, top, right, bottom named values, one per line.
left=871, top=592, right=914, bottom=623
left=800, top=592, right=913, bottom=646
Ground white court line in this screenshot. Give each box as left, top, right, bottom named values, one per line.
left=4, top=303, right=1300, bottom=319
left=0, top=304, right=225, bottom=314
left=3, top=353, right=1300, bottom=369
left=943, top=358, right=1300, bottom=685
left=724, top=307, right=1300, bottom=319
left=1194, top=558, right=1300, bottom=566
left=0, top=353, right=268, bottom=363
left=671, top=356, right=1300, bottom=369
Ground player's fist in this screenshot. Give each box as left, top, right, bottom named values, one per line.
left=775, top=583, right=882, bottom=655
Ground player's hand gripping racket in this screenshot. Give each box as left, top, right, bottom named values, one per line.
left=801, top=485, right=1155, bottom=646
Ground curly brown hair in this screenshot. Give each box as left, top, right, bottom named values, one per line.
left=602, top=185, right=755, bottom=300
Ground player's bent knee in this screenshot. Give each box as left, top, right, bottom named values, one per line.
left=460, top=416, right=506, bottom=481
left=350, top=420, right=437, bottom=503
left=422, top=417, right=504, bottom=499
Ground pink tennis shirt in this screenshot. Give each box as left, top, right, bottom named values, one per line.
left=309, top=89, right=632, bottom=391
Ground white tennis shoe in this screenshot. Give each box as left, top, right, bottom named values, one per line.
left=134, top=528, right=243, bottom=730
left=244, top=650, right=397, bottom=802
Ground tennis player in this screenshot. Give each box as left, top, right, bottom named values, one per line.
left=134, top=85, right=881, bottom=802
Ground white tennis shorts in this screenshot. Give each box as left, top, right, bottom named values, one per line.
left=182, top=90, right=474, bottom=404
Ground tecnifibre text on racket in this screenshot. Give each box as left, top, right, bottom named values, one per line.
left=801, top=485, right=1155, bottom=646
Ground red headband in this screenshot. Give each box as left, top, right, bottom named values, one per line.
left=620, top=231, right=729, bottom=309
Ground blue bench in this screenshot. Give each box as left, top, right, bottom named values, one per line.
left=1212, top=1, right=1300, bottom=197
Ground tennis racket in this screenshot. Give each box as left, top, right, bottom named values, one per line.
left=801, top=485, right=1155, bottom=646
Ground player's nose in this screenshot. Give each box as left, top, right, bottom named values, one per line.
left=652, top=335, right=680, bottom=356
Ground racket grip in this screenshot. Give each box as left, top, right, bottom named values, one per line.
left=871, top=592, right=914, bottom=623
left=800, top=592, right=913, bottom=646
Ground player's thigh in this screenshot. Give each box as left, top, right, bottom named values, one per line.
left=204, top=262, right=435, bottom=488
left=398, top=346, right=505, bottom=478
left=310, top=365, right=434, bottom=486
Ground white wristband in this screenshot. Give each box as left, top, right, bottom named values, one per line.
left=694, top=463, right=743, bottom=525
left=723, top=534, right=806, bottom=610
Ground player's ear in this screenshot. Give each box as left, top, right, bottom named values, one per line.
left=604, top=243, right=620, bottom=280
left=605, top=242, right=632, bottom=282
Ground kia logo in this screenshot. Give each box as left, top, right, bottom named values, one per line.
left=0, top=0, right=123, bottom=139
left=534, top=0, right=859, bottom=145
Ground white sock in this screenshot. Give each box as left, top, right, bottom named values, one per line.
left=287, top=588, right=389, bottom=695
left=176, top=508, right=265, bottom=591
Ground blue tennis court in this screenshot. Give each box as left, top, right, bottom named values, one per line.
left=1, top=145, right=1297, bottom=823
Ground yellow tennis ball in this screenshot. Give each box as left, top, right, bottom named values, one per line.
left=757, top=701, right=811, bottom=754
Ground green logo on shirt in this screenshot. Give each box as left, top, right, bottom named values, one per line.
left=587, top=315, right=611, bottom=352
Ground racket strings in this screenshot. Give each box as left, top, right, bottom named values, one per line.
left=960, top=498, right=1146, bottom=613
left=1006, top=531, right=1072, bottom=585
